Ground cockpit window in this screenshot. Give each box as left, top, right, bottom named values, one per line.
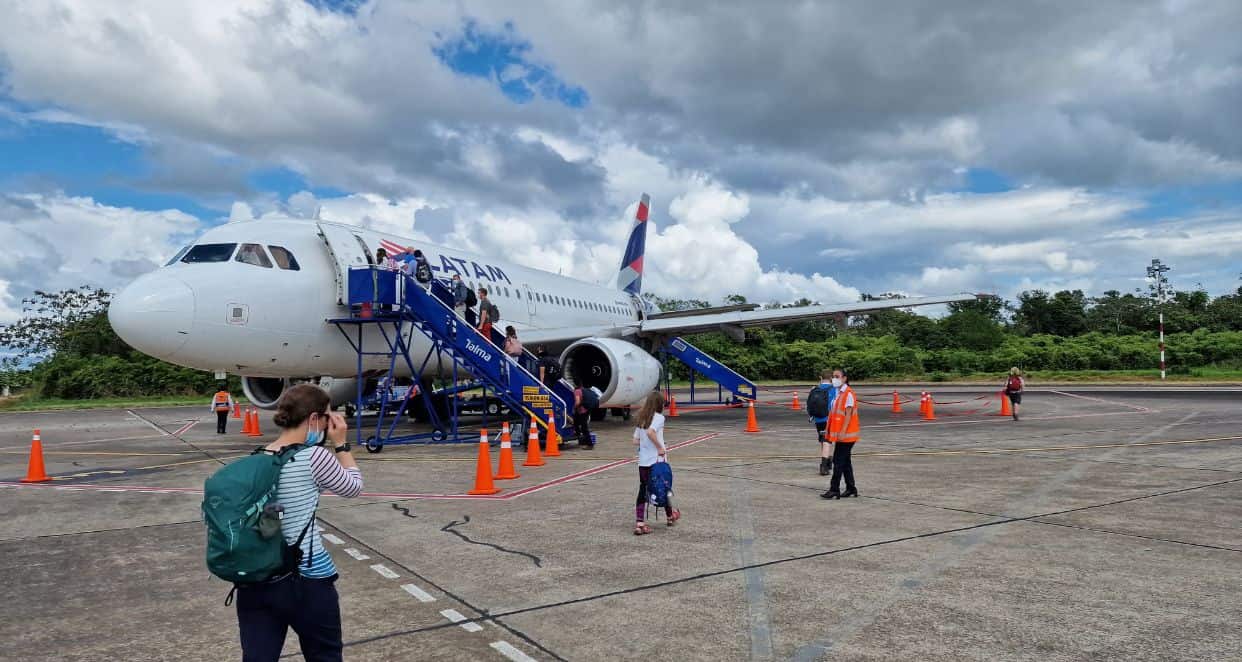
left=165, top=245, right=191, bottom=266
left=181, top=243, right=237, bottom=264
left=235, top=243, right=273, bottom=268
left=268, top=245, right=300, bottom=271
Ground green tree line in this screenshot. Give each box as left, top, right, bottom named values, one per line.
left=650, top=285, right=1242, bottom=381
left=0, top=287, right=228, bottom=400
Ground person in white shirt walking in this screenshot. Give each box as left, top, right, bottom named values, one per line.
left=631, top=391, right=680, bottom=535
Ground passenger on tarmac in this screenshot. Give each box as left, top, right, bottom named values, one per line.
left=536, top=346, right=561, bottom=388
left=211, top=384, right=235, bottom=434
left=572, top=379, right=594, bottom=450
left=805, top=369, right=837, bottom=475
left=237, top=384, right=362, bottom=662
left=821, top=369, right=859, bottom=500
left=633, top=391, right=679, bottom=535
left=1005, top=367, right=1025, bottom=421
left=477, top=287, right=499, bottom=341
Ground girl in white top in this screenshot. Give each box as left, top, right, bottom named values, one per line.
left=632, top=391, right=680, bottom=535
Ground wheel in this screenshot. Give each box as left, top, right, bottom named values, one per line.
left=485, top=400, right=502, bottom=417
left=621, top=408, right=632, bottom=421
left=365, top=435, right=383, bottom=453
left=431, top=428, right=447, bottom=442
left=344, top=404, right=356, bottom=419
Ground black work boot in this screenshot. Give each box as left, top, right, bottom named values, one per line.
left=818, top=457, right=832, bottom=476
left=820, top=489, right=841, bottom=500
left=842, top=487, right=859, bottom=498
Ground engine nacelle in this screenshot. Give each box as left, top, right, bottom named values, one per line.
left=561, top=337, right=661, bottom=406
left=242, top=376, right=359, bottom=410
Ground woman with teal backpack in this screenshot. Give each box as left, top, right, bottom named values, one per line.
left=237, top=385, right=362, bottom=661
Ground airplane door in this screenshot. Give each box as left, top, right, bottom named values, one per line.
left=524, top=283, right=537, bottom=318
left=317, top=222, right=372, bottom=305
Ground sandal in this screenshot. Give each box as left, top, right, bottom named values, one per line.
left=633, top=522, right=652, bottom=536
left=666, top=509, right=681, bottom=527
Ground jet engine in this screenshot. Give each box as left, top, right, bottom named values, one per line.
left=560, top=337, right=661, bottom=406
left=242, top=376, right=359, bottom=410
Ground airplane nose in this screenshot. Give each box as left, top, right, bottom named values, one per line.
left=109, top=274, right=195, bottom=360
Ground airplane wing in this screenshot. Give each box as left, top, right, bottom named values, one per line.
left=638, top=293, right=980, bottom=339
left=519, top=293, right=982, bottom=345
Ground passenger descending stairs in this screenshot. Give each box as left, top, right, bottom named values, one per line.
left=661, top=336, right=757, bottom=402
left=400, top=278, right=571, bottom=434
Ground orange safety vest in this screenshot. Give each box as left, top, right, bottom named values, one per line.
left=827, top=385, right=860, bottom=443
left=213, top=391, right=231, bottom=412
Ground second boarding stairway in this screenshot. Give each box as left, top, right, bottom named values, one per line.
left=661, top=336, right=757, bottom=403
left=352, top=267, right=571, bottom=436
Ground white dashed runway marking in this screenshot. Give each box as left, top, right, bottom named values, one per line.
left=343, top=548, right=370, bottom=561
left=369, top=563, right=400, bottom=579
left=400, top=583, right=436, bottom=603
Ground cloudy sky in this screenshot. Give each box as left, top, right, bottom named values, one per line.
left=1, top=0, right=1240, bottom=323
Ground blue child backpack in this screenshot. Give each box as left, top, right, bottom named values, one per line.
left=648, top=460, right=674, bottom=510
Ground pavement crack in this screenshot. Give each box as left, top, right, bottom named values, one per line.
left=441, top=515, right=543, bottom=568
left=391, top=503, right=417, bottom=518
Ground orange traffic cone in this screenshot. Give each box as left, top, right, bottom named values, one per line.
left=998, top=391, right=1012, bottom=417
left=744, top=400, right=762, bottom=433
left=522, top=417, right=545, bottom=467
left=247, top=409, right=264, bottom=437
left=467, top=428, right=501, bottom=495
left=922, top=394, right=937, bottom=420
left=240, top=408, right=254, bottom=435
left=495, top=422, right=520, bottom=480
left=891, top=390, right=902, bottom=414
left=544, top=411, right=561, bottom=457
left=20, top=429, right=51, bottom=483
left=668, top=395, right=679, bottom=417
left=232, top=402, right=242, bottom=419
left=789, top=391, right=801, bottom=410
left=919, top=392, right=928, bottom=417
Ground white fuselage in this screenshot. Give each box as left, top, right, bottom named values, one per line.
left=109, top=218, right=641, bottom=379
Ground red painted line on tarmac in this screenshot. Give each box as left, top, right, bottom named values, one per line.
left=172, top=420, right=199, bottom=436
left=0, top=433, right=722, bottom=501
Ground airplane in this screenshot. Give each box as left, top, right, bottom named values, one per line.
left=108, top=194, right=979, bottom=412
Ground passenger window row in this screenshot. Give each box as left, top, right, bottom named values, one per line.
left=456, top=281, right=631, bottom=317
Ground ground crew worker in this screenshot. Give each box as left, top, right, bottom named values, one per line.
left=821, top=369, right=859, bottom=499
left=211, top=385, right=235, bottom=434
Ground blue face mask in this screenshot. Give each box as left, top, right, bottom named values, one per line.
left=306, top=415, right=325, bottom=445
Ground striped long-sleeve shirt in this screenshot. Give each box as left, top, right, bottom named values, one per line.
left=277, top=445, right=363, bottom=578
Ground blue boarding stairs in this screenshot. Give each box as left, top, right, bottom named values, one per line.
left=328, top=267, right=571, bottom=452
left=659, top=336, right=757, bottom=405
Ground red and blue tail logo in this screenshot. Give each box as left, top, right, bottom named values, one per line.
left=616, top=193, right=650, bottom=295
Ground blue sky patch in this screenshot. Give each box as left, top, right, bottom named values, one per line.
left=303, top=0, right=365, bottom=15
left=433, top=21, right=589, bottom=108
left=961, top=168, right=1014, bottom=194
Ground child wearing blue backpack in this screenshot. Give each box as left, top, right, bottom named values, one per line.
left=633, top=391, right=680, bottom=535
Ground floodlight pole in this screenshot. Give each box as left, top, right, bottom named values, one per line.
left=1146, top=259, right=1170, bottom=380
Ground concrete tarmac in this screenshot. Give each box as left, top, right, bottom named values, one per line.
left=1, top=386, right=1240, bottom=661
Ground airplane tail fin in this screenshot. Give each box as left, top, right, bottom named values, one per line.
left=616, top=193, right=650, bottom=295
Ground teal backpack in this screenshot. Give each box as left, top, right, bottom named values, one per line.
left=202, top=445, right=313, bottom=587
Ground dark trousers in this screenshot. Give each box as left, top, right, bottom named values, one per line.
left=573, top=412, right=592, bottom=445
left=217, top=410, right=229, bottom=434
left=236, top=574, right=342, bottom=662
left=829, top=442, right=856, bottom=492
